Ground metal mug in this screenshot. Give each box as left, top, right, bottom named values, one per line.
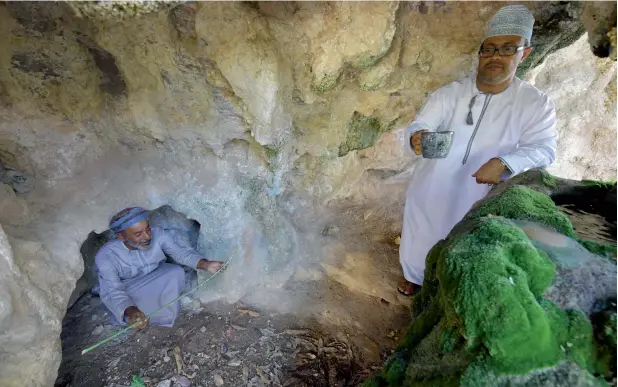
left=421, top=131, right=454, bottom=159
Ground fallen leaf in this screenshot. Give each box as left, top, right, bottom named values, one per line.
left=173, top=346, right=184, bottom=375
left=283, top=329, right=309, bottom=336
left=237, top=309, right=260, bottom=317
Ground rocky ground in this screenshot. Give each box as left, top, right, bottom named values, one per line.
left=56, top=295, right=406, bottom=387
left=55, top=245, right=411, bottom=387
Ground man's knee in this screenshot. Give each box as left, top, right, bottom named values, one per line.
left=169, top=264, right=185, bottom=278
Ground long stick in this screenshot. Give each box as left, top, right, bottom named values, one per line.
left=81, top=260, right=231, bottom=355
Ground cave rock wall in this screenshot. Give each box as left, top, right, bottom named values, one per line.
left=0, top=2, right=615, bottom=386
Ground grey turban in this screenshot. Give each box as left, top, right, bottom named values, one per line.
left=485, top=5, right=535, bottom=44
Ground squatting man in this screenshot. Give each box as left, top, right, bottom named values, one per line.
left=397, top=5, right=558, bottom=296
left=96, top=207, right=224, bottom=329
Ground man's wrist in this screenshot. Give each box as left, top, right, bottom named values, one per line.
left=197, top=259, right=209, bottom=270
left=495, top=157, right=511, bottom=172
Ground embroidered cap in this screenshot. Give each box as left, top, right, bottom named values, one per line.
left=485, top=5, right=535, bottom=44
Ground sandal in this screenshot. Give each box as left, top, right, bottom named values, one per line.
left=397, top=280, right=421, bottom=297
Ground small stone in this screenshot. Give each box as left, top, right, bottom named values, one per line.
left=260, top=328, right=276, bottom=337
left=163, top=356, right=171, bottom=363
left=321, top=225, right=339, bottom=236
left=91, top=314, right=98, bottom=321
left=213, top=374, right=224, bottom=386
left=394, top=236, right=401, bottom=245
left=228, top=359, right=242, bottom=367
left=91, top=325, right=104, bottom=335
left=174, top=375, right=190, bottom=387
left=200, top=326, right=206, bottom=333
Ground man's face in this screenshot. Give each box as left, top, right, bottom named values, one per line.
left=477, top=35, right=531, bottom=85
left=118, top=220, right=152, bottom=250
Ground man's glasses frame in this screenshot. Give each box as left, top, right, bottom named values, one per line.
left=478, top=45, right=526, bottom=58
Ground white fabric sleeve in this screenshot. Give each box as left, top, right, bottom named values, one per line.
left=96, top=251, right=135, bottom=323
left=404, top=89, right=447, bottom=156
left=499, top=94, right=557, bottom=176
left=158, top=229, right=203, bottom=269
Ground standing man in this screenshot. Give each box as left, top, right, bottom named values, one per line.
left=398, top=5, right=557, bottom=296
left=96, top=207, right=225, bottom=328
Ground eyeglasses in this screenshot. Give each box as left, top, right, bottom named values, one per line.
left=478, top=46, right=526, bottom=58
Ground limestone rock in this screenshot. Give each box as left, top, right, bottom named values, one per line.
left=195, top=2, right=290, bottom=147
left=0, top=183, right=31, bottom=226
left=580, top=2, right=617, bottom=59
left=0, top=227, right=65, bottom=387
left=0, top=3, right=612, bottom=386
left=302, top=2, right=399, bottom=92
left=526, top=35, right=617, bottom=181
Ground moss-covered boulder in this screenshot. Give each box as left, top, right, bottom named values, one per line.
left=365, top=170, right=617, bottom=386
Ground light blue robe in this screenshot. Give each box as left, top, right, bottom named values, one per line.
left=95, top=227, right=203, bottom=326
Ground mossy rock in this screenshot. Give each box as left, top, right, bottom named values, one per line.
left=312, top=73, right=340, bottom=93
left=465, top=185, right=576, bottom=238
left=338, top=112, right=392, bottom=157
left=576, top=239, right=617, bottom=260
left=365, top=173, right=615, bottom=386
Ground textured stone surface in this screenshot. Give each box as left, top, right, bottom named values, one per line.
left=0, top=226, right=68, bottom=387
left=526, top=35, right=617, bottom=181
left=0, top=2, right=615, bottom=386
left=366, top=171, right=617, bottom=386
left=580, top=2, right=617, bottom=59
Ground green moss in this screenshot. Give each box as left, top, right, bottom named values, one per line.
left=338, top=112, right=388, bottom=156
left=368, top=182, right=614, bottom=386
left=577, top=239, right=617, bottom=260
left=581, top=179, right=617, bottom=190
left=440, top=218, right=559, bottom=373
left=466, top=185, right=576, bottom=238
left=263, top=145, right=278, bottom=159
left=540, top=170, right=558, bottom=188
left=312, top=73, right=340, bottom=93
left=356, top=54, right=384, bottom=69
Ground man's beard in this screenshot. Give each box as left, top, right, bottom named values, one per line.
left=479, top=62, right=509, bottom=84
left=126, top=239, right=152, bottom=251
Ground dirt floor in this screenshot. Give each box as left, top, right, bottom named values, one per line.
left=55, top=234, right=412, bottom=387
